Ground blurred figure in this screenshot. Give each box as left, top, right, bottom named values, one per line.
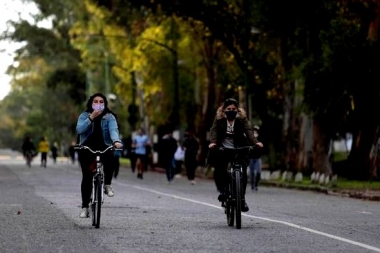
left=113, top=142, right=122, bottom=179
left=249, top=126, right=262, bottom=191
left=38, top=137, right=49, bottom=168
left=124, top=135, right=137, bottom=173
left=22, top=136, right=37, bottom=167
left=183, top=128, right=199, bottom=185
left=68, top=141, right=77, bottom=164
left=159, top=130, right=177, bottom=183
left=51, top=142, right=59, bottom=164
left=132, top=127, right=150, bottom=179
left=174, top=140, right=185, bottom=178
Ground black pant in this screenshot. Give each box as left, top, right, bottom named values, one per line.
left=41, top=152, right=47, bottom=166
left=213, top=150, right=248, bottom=198
left=79, top=150, right=114, bottom=208
left=185, top=155, right=197, bottom=180
left=175, top=160, right=183, bottom=175
left=129, top=153, right=137, bottom=172
left=164, top=158, right=175, bottom=181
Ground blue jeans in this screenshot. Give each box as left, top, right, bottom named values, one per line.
left=249, top=159, right=262, bottom=189
left=166, top=158, right=176, bottom=182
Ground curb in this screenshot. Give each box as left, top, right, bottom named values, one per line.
left=145, top=166, right=380, bottom=202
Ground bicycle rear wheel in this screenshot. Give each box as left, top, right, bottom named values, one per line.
left=235, top=170, right=242, bottom=229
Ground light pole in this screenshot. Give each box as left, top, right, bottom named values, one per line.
left=84, top=44, right=111, bottom=98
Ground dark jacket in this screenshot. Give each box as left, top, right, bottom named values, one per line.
left=206, top=106, right=258, bottom=166
left=159, top=134, right=177, bottom=167
left=183, top=136, right=199, bottom=159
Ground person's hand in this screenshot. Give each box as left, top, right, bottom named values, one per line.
left=114, top=142, right=123, bottom=149
left=89, top=109, right=102, bottom=120
left=256, top=142, right=264, bottom=148
left=208, top=143, right=216, bottom=149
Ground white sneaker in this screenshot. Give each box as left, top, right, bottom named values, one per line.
left=79, top=208, right=89, bottom=218
left=191, top=180, right=196, bottom=185
left=104, top=185, right=114, bottom=197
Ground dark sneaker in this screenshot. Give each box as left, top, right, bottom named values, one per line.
left=218, top=193, right=227, bottom=202
left=241, top=201, right=249, bottom=212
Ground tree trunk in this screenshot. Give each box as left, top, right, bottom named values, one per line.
left=312, top=118, right=332, bottom=175
left=196, top=37, right=217, bottom=165
left=348, top=125, right=377, bottom=180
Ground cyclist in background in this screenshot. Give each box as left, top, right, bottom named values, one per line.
left=76, top=92, right=123, bottom=218
left=22, top=136, right=37, bottom=165
left=207, top=98, right=263, bottom=212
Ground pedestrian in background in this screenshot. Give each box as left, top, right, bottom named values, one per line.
left=132, top=127, right=150, bottom=179
left=68, top=140, right=77, bottom=164
left=249, top=126, right=262, bottom=191
left=174, top=140, right=185, bottom=178
left=159, top=130, right=178, bottom=183
left=38, top=136, right=49, bottom=168
left=183, top=128, right=199, bottom=185
left=51, top=142, right=59, bottom=164
left=127, top=135, right=137, bottom=173
left=113, top=147, right=122, bottom=179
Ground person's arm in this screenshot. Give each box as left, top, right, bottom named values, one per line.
left=243, top=119, right=257, bottom=145
left=76, top=112, right=93, bottom=135
left=108, top=114, right=122, bottom=146
left=208, top=117, right=219, bottom=148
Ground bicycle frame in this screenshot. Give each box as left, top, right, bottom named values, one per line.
left=219, top=146, right=255, bottom=229
left=74, top=145, right=116, bottom=228
left=93, top=154, right=104, bottom=204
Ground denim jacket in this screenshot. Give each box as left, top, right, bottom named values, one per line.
left=76, top=112, right=121, bottom=146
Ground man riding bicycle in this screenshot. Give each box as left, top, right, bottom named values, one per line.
left=207, top=98, right=263, bottom=212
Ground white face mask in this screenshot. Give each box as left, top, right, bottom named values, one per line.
left=92, top=104, right=105, bottom=111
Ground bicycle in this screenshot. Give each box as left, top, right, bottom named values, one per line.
left=74, top=145, right=121, bottom=228
left=219, top=146, right=258, bottom=229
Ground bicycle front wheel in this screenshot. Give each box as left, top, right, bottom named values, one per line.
left=235, top=170, right=242, bottom=229
left=93, top=174, right=102, bottom=228
left=226, top=175, right=234, bottom=226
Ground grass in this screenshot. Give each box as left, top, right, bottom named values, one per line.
left=262, top=175, right=380, bottom=191
left=120, top=158, right=130, bottom=167
left=334, top=178, right=380, bottom=190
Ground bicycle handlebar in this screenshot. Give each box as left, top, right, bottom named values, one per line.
left=218, top=146, right=261, bottom=152
left=74, top=145, right=123, bottom=154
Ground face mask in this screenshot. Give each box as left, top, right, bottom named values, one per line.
left=92, top=104, right=105, bottom=111
left=225, top=110, right=237, bottom=119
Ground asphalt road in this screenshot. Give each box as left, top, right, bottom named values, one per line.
left=0, top=152, right=379, bottom=253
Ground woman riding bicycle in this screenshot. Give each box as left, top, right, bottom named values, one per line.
left=76, top=92, right=123, bottom=218
left=207, top=98, right=263, bottom=212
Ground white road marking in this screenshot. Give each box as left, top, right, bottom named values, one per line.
left=117, top=182, right=380, bottom=253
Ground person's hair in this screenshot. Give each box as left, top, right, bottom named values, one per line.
left=85, top=93, right=109, bottom=112
left=222, top=98, right=239, bottom=109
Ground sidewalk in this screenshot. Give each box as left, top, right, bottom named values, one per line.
left=149, top=165, right=380, bottom=202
